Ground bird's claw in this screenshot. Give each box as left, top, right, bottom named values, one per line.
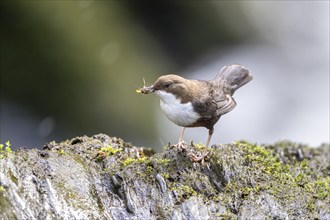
left=171, top=140, right=186, bottom=151
left=189, top=151, right=209, bottom=163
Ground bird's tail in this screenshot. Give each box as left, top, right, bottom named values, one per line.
left=215, top=64, right=253, bottom=94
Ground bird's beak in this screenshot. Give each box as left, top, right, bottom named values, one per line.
left=136, top=85, right=154, bottom=94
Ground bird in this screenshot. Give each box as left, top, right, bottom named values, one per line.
left=137, top=64, right=253, bottom=151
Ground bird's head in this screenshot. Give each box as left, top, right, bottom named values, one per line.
left=137, top=75, right=187, bottom=95
left=137, top=74, right=205, bottom=104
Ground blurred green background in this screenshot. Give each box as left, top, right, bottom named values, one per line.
left=1, top=1, right=329, bottom=150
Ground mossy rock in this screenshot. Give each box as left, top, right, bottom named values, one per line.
left=0, top=134, right=329, bottom=219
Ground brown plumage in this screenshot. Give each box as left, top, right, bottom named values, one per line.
left=139, top=64, right=253, bottom=148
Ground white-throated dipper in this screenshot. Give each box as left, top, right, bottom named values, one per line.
left=137, top=64, right=253, bottom=149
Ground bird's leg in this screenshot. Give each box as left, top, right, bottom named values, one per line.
left=172, top=127, right=186, bottom=150
left=190, top=127, right=213, bottom=162
left=206, top=127, right=214, bottom=148
left=179, top=127, right=186, bottom=142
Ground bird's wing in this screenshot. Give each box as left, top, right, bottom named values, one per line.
left=215, top=94, right=237, bottom=115
left=192, top=96, right=217, bottom=120
left=209, top=79, right=238, bottom=116
left=192, top=83, right=237, bottom=119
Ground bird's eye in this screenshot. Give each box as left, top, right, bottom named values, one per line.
left=164, top=82, right=172, bottom=88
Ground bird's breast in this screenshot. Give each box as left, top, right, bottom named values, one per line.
left=156, top=90, right=200, bottom=127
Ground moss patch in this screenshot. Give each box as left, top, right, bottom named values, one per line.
left=0, top=141, right=12, bottom=159
left=5, top=134, right=326, bottom=219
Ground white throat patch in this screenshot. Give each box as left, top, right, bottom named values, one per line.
left=155, top=90, right=200, bottom=127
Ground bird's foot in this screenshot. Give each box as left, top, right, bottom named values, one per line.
left=170, top=140, right=186, bottom=152
left=189, top=151, right=209, bottom=163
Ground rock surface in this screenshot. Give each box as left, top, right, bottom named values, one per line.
left=0, top=134, right=329, bottom=220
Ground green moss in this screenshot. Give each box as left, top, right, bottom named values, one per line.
left=306, top=198, right=316, bottom=211
left=0, top=186, right=4, bottom=192
left=211, top=195, right=222, bottom=202
left=241, top=187, right=253, bottom=195
left=231, top=141, right=330, bottom=209
left=0, top=141, right=12, bottom=159
left=58, top=149, right=67, bottom=156
left=96, top=145, right=122, bottom=161
left=171, top=184, right=198, bottom=201
left=294, top=173, right=307, bottom=186
left=241, top=142, right=288, bottom=179
left=122, top=157, right=150, bottom=167
left=100, top=145, right=122, bottom=155
left=146, top=165, right=154, bottom=175
left=154, top=158, right=171, bottom=166
left=305, top=177, right=330, bottom=199
left=161, top=172, right=169, bottom=179
left=192, top=142, right=206, bottom=151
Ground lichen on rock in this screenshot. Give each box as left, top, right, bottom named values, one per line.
left=0, top=134, right=329, bottom=219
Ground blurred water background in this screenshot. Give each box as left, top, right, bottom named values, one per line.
left=0, top=1, right=329, bottom=150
